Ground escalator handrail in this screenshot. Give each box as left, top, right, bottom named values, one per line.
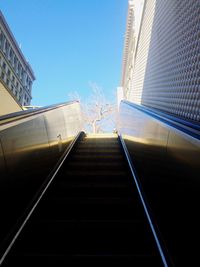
left=0, top=100, right=79, bottom=126
left=0, top=131, right=85, bottom=265
left=119, top=133, right=172, bottom=267
left=121, top=100, right=200, bottom=139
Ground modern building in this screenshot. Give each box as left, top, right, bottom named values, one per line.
left=120, top=0, right=144, bottom=100
left=120, top=0, right=200, bottom=123
left=116, top=86, right=123, bottom=111
left=0, top=11, right=35, bottom=116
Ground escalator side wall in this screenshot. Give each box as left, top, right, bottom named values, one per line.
left=0, top=140, right=6, bottom=181
left=118, top=101, right=200, bottom=265
left=118, top=101, right=200, bottom=170
left=0, top=102, right=82, bottom=244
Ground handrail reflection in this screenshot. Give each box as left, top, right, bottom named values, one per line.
left=0, top=100, right=79, bottom=126
left=121, top=100, right=200, bottom=139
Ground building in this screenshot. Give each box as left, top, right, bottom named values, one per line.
left=120, top=0, right=200, bottom=123
left=121, top=0, right=135, bottom=100
left=116, top=86, right=123, bottom=111
left=0, top=11, right=35, bottom=115
left=120, top=0, right=144, bottom=100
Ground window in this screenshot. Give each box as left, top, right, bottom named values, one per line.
left=16, top=81, right=19, bottom=88
left=4, top=40, right=8, bottom=54
left=2, top=62, right=6, bottom=70
left=21, top=69, right=24, bottom=80
left=1, top=72, right=5, bottom=79
left=6, top=79, right=9, bottom=86
left=0, top=32, right=3, bottom=48
left=14, top=56, right=17, bottom=69
left=18, top=64, right=20, bottom=75
left=9, top=49, right=13, bottom=60
left=7, top=69, right=11, bottom=77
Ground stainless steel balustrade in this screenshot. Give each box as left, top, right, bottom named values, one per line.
left=118, top=100, right=200, bottom=266
left=118, top=100, right=200, bottom=179
left=0, top=101, right=82, bottom=250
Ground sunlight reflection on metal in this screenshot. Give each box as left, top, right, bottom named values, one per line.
left=0, top=101, right=82, bottom=251
left=119, top=100, right=200, bottom=266
left=85, top=133, right=117, bottom=139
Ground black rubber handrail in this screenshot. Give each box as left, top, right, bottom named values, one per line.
left=0, top=131, right=85, bottom=265
left=0, top=100, right=79, bottom=126
left=121, top=100, right=200, bottom=139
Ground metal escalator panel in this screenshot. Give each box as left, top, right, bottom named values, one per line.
left=0, top=101, right=82, bottom=254
left=2, top=134, right=164, bottom=266
left=119, top=100, right=200, bottom=266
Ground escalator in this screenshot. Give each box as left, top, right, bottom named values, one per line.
left=1, top=133, right=166, bottom=266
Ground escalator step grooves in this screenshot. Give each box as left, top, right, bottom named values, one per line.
left=2, top=134, right=163, bottom=266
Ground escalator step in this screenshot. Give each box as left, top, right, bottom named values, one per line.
left=10, top=220, right=155, bottom=255
left=30, top=196, right=145, bottom=220
left=2, top=135, right=163, bottom=266
left=5, top=254, right=161, bottom=267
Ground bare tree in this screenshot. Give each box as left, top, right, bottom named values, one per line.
left=68, top=83, right=116, bottom=133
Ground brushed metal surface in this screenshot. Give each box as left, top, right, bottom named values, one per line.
left=62, top=102, right=83, bottom=136
left=0, top=140, right=6, bottom=180
left=119, top=102, right=169, bottom=194
left=167, top=128, right=200, bottom=171
left=119, top=101, right=169, bottom=157
left=0, top=102, right=82, bottom=247
left=119, top=101, right=200, bottom=266
left=1, top=115, right=50, bottom=177
left=44, top=108, right=68, bottom=157
left=0, top=115, right=51, bottom=244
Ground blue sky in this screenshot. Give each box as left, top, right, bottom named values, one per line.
left=0, top=0, right=127, bottom=106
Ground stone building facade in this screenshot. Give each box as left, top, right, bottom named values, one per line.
left=0, top=11, right=35, bottom=115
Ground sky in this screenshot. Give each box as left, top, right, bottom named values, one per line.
left=0, top=0, right=128, bottom=107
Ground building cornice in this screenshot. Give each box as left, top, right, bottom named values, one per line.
left=121, top=1, right=134, bottom=86
left=0, top=10, right=36, bottom=80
